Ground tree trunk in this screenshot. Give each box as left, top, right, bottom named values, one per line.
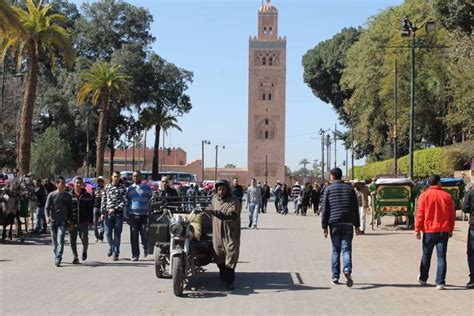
left=96, top=92, right=109, bottom=176
left=109, top=136, right=115, bottom=178
left=132, top=139, right=135, bottom=171
left=152, top=124, right=161, bottom=181
left=18, top=44, right=39, bottom=174
left=143, top=129, right=147, bottom=170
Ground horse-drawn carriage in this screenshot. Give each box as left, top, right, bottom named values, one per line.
left=147, top=195, right=214, bottom=296
left=369, top=177, right=421, bottom=229
left=439, top=178, right=465, bottom=210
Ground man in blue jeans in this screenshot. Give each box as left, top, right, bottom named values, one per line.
left=415, top=175, right=455, bottom=290
left=321, top=168, right=360, bottom=287
left=127, top=171, right=152, bottom=261
left=463, top=187, right=474, bottom=289
left=45, top=176, right=72, bottom=267
left=101, top=171, right=127, bottom=261
left=246, top=178, right=262, bottom=229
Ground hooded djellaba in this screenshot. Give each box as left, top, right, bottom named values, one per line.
left=210, top=179, right=242, bottom=290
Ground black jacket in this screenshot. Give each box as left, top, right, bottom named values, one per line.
left=301, top=187, right=312, bottom=206
left=70, top=188, right=94, bottom=224
left=93, top=185, right=104, bottom=208
left=462, top=188, right=474, bottom=229
left=311, top=189, right=321, bottom=206
left=321, top=180, right=360, bottom=229
left=232, top=184, right=244, bottom=202
left=35, top=186, right=47, bottom=208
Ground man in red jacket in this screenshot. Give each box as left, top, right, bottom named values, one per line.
left=415, top=175, right=455, bottom=290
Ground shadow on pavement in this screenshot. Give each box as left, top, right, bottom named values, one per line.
left=355, top=283, right=468, bottom=290
left=0, top=234, right=51, bottom=246
left=59, top=260, right=153, bottom=268
left=184, top=272, right=329, bottom=298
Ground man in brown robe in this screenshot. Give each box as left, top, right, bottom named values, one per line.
left=210, top=179, right=241, bottom=290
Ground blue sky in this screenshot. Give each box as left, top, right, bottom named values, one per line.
left=75, top=0, right=403, bottom=172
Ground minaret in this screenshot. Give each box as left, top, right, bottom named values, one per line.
left=248, top=0, right=286, bottom=185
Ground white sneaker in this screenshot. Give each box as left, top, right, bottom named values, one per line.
left=436, top=284, right=445, bottom=290
left=418, top=279, right=427, bottom=286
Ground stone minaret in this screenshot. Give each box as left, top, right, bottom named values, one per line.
left=248, top=0, right=286, bottom=185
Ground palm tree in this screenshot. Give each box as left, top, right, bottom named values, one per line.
left=0, top=0, right=23, bottom=34
left=77, top=62, right=130, bottom=176
left=140, top=108, right=182, bottom=180
left=1, top=0, right=74, bottom=174
left=299, top=158, right=310, bottom=176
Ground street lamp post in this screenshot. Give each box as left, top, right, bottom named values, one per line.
left=401, top=17, right=436, bottom=179
left=326, top=133, right=331, bottom=179
left=201, top=140, right=210, bottom=181
left=214, top=145, right=225, bottom=181
left=393, top=58, right=398, bottom=176
left=318, top=128, right=328, bottom=181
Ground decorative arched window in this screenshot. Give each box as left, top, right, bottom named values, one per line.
left=263, top=27, right=267, bottom=35
left=262, top=94, right=266, bottom=100
left=268, top=93, right=272, bottom=100
left=262, top=57, right=266, bottom=65
left=265, top=131, right=269, bottom=139
left=265, top=118, right=269, bottom=125
left=269, top=57, right=273, bottom=66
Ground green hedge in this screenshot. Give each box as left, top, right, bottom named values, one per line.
left=352, top=141, right=474, bottom=179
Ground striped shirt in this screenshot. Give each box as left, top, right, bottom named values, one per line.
left=127, top=183, right=153, bottom=216
left=291, top=184, right=302, bottom=198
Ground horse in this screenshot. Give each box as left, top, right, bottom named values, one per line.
left=0, top=175, right=33, bottom=242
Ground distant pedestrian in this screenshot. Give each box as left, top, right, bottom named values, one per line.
left=415, top=175, right=455, bottom=290
left=101, top=171, right=127, bottom=261
left=45, top=176, right=72, bottom=267
left=300, top=182, right=312, bottom=216
left=353, top=179, right=369, bottom=234
left=231, top=178, right=244, bottom=204
left=321, top=168, right=360, bottom=287
left=246, top=178, right=262, bottom=229
left=261, top=181, right=270, bottom=213
left=32, top=178, right=47, bottom=234
left=127, top=171, right=153, bottom=261
left=69, top=176, right=94, bottom=264
left=311, top=183, right=321, bottom=215
left=291, top=182, right=302, bottom=214
left=463, top=187, right=474, bottom=289
left=280, top=183, right=290, bottom=215
left=273, top=181, right=282, bottom=213
left=92, top=177, right=105, bottom=242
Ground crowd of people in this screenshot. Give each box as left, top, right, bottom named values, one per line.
left=1, top=167, right=473, bottom=291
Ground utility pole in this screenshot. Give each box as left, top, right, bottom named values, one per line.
left=409, top=30, right=415, bottom=179
left=201, top=140, right=210, bottom=181
left=318, top=129, right=328, bottom=181
left=214, top=145, right=225, bottom=181
left=326, top=134, right=331, bottom=179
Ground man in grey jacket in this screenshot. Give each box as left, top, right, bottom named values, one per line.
left=246, top=178, right=262, bottom=229
left=45, top=176, right=72, bottom=267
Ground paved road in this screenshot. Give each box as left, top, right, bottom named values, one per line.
left=1, top=204, right=473, bottom=315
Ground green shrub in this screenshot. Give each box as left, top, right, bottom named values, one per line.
left=352, top=141, right=474, bottom=179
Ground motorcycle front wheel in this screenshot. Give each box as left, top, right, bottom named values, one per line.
left=172, top=255, right=184, bottom=296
